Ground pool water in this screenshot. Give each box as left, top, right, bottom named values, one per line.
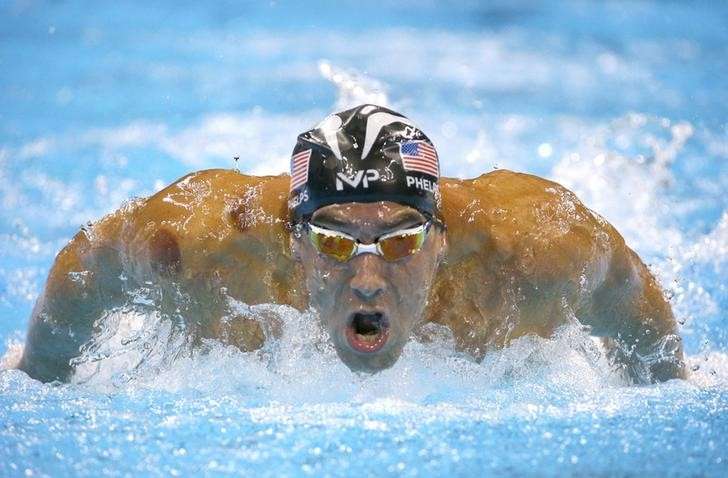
left=1, top=1, right=727, bottom=476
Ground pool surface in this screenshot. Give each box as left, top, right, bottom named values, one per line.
left=1, top=1, right=727, bottom=476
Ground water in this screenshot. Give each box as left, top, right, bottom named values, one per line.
left=1, top=1, right=727, bottom=476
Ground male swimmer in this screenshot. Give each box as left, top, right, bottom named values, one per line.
left=18, top=104, right=686, bottom=383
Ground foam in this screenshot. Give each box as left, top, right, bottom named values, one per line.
left=56, top=297, right=620, bottom=400
left=687, top=351, right=728, bottom=388
left=7, top=294, right=703, bottom=403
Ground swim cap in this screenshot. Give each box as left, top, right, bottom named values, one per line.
left=288, top=104, right=441, bottom=223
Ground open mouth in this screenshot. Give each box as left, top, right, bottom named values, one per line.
left=345, top=312, right=390, bottom=353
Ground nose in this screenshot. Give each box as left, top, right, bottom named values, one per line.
left=349, top=253, right=386, bottom=301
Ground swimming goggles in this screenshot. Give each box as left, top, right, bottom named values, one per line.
left=303, top=221, right=432, bottom=262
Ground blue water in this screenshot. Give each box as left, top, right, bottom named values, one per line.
left=1, top=1, right=727, bottom=476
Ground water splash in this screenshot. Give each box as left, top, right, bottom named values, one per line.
left=550, top=113, right=726, bottom=354
left=552, top=113, right=694, bottom=255
left=39, top=296, right=629, bottom=401
left=318, top=60, right=389, bottom=110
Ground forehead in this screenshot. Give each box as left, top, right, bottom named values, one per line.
left=311, top=201, right=425, bottom=230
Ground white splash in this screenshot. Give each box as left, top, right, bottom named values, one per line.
left=48, top=294, right=631, bottom=402
left=551, top=113, right=693, bottom=255
left=0, top=340, right=23, bottom=370
left=318, top=60, right=389, bottom=110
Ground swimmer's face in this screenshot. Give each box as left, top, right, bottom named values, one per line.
left=292, top=201, right=446, bottom=373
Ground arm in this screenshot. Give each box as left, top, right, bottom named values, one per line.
left=18, top=229, right=125, bottom=382
left=18, top=170, right=298, bottom=382
left=437, top=171, right=685, bottom=383
left=502, top=171, right=687, bottom=383
left=579, top=229, right=686, bottom=383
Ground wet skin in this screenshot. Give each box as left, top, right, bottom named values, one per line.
left=291, top=202, right=446, bottom=372
left=17, top=169, right=686, bottom=383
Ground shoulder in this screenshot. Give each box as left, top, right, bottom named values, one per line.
left=442, top=169, right=586, bottom=215
left=440, top=169, right=617, bottom=286
left=73, top=170, right=291, bottom=280
left=150, top=168, right=287, bottom=212
left=131, top=169, right=289, bottom=238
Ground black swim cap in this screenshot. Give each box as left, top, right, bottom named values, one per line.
left=288, top=104, right=441, bottom=223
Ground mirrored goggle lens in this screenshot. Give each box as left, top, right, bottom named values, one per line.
left=379, top=229, right=426, bottom=261
left=309, top=229, right=356, bottom=262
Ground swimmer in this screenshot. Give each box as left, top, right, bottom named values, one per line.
left=17, top=104, right=686, bottom=383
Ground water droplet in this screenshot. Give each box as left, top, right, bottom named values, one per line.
left=537, top=143, right=553, bottom=158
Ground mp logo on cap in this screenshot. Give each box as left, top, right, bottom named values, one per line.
left=335, top=169, right=381, bottom=190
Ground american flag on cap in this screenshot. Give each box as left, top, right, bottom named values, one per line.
left=399, top=141, right=439, bottom=178
left=289, top=149, right=312, bottom=191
